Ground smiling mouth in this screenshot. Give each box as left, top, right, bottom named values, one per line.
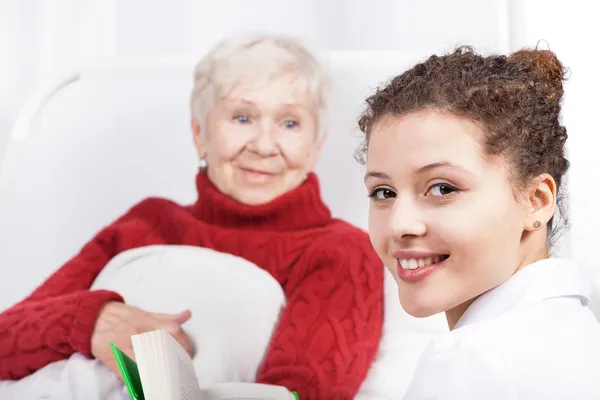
left=397, top=254, right=450, bottom=270
left=239, top=167, right=277, bottom=176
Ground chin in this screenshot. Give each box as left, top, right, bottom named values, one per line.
left=232, top=191, right=278, bottom=206
left=398, top=291, right=444, bottom=318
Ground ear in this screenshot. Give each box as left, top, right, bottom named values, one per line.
left=305, top=132, right=327, bottom=172
left=523, top=173, right=557, bottom=231
left=191, top=118, right=207, bottom=159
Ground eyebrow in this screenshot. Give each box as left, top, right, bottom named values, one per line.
left=227, top=98, right=306, bottom=112
left=364, top=171, right=391, bottom=183
left=227, top=98, right=256, bottom=107
left=416, top=161, right=465, bottom=174
left=364, top=162, right=472, bottom=183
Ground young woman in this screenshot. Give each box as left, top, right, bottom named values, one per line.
left=358, top=46, right=600, bottom=399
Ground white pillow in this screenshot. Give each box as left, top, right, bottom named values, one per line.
left=91, top=245, right=286, bottom=385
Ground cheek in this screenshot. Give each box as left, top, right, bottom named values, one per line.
left=207, top=133, right=248, bottom=162
left=278, top=138, right=314, bottom=166
left=368, top=206, right=390, bottom=259
left=429, top=204, right=489, bottom=249
left=431, top=189, right=524, bottom=271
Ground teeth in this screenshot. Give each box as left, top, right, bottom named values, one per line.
left=398, top=256, right=447, bottom=270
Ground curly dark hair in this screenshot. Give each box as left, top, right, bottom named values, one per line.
left=357, top=46, right=569, bottom=246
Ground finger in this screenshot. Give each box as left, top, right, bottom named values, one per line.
left=160, top=321, right=195, bottom=356
left=123, top=344, right=137, bottom=362
left=110, top=337, right=137, bottom=363
left=171, top=329, right=195, bottom=357
left=171, top=310, right=192, bottom=324
left=152, top=309, right=192, bottom=323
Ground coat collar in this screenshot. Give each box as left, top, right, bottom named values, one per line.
left=456, top=258, right=592, bottom=329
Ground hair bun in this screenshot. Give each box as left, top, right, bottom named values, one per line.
left=509, top=48, right=565, bottom=99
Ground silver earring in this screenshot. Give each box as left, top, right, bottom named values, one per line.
left=198, top=158, right=208, bottom=169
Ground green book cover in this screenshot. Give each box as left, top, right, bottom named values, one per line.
left=110, top=340, right=300, bottom=400
left=110, top=342, right=145, bottom=400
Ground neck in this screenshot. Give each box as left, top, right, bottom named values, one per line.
left=446, top=247, right=550, bottom=331
left=445, top=298, right=476, bottom=330
left=519, top=228, right=550, bottom=267
left=190, top=170, right=332, bottom=231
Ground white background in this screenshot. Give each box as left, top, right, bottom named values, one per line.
left=0, top=0, right=598, bottom=266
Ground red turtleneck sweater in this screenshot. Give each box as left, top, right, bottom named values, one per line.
left=0, top=172, right=384, bottom=399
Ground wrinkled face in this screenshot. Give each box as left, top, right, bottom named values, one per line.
left=365, top=110, right=530, bottom=326
left=193, top=72, right=323, bottom=205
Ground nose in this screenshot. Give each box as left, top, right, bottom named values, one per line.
left=250, top=121, right=278, bottom=156
left=387, top=197, right=427, bottom=239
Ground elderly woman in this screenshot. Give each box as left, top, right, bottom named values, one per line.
left=0, top=33, right=384, bottom=399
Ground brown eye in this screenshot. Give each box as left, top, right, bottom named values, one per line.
left=369, top=188, right=396, bottom=200
left=428, top=183, right=457, bottom=197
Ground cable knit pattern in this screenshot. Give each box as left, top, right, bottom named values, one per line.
left=0, top=172, right=384, bottom=399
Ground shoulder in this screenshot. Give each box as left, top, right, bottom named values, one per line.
left=114, top=197, right=192, bottom=225
left=89, top=197, right=196, bottom=251
left=417, top=308, right=600, bottom=398
left=123, top=197, right=188, bottom=217
left=98, top=197, right=193, bottom=242
left=406, top=334, right=518, bottom=399
left=464, top=298, right=600, bottom=356
left=305, top=220, right=383, bottom=274
left=311, top=220, right=378, bottom=257
left=317, top=218, right=372, bottom=243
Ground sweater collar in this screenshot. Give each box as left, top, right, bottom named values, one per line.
left=191, top=171, right=332, bottom=231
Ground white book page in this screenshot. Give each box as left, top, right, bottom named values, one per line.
left=132, top=331, right=171, bottom=400
left=161, top=330, right=202, bottom=400
left=199, top=382, right=295, bottom=400
left=135, top=331, right=292, bottom=400
left=155, top=330, right=169, bottom=399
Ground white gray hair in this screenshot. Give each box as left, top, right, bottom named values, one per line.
left=190, top=32, right=332, bottom=138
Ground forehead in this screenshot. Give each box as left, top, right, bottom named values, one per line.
left=223, top=71, right=312, bottom=109
left=367, top=110, right=490, bottom=173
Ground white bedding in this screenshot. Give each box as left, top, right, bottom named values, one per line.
left=0, top=354, right=126, bottom=400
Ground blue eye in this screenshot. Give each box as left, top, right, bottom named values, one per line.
left=235, top=115, right=249, bottom=124
left=283, top=120, right=298, bottom=129
left=369, top=187, right=396, bottom=201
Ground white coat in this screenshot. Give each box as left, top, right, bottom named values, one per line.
left=404, top=257, right=600, bottom=400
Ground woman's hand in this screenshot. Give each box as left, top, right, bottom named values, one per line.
left=91, top=301, right=193, bottom=376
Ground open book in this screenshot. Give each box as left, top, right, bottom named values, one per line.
left=111, top=329, right=299, bottom=400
